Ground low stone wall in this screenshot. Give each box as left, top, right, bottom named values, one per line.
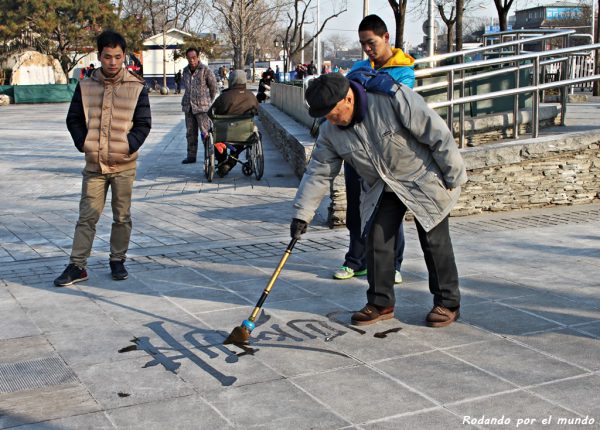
left=259, top=103, right=314, bottom=179
left=260, top=103, right=600, bottom=227
left=456, top=131, right=600, bottom=215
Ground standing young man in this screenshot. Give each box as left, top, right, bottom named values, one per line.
left=291, top=73, right=466, bottom=327
left=54, top=30, right=151, bottom=286
left=332, top=14, right=416, bottom=283
left=180, top=47, right=218, bottom=164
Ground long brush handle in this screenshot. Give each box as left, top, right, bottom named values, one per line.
left=248, top=238, right=297, bottom=322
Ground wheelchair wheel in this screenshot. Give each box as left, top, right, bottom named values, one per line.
left=242, top=146, right=253, bottom=176
left=251, top=132, right=264, bottom=180
left=204, top=133, right=215, bottom=182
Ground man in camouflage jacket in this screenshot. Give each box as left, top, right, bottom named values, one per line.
left=181, top=47, right=218, bottom=164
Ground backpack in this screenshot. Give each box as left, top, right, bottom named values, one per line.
left=345, top=66, right=400, bottom=97
left=309, top=67, right=402, bottom=138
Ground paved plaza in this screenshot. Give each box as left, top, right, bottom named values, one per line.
left=0, top=96, right=599, bottom=429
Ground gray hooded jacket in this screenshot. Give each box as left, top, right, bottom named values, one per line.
left=292, top=84, right=467, bottom=233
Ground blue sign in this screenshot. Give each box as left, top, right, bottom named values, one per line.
left=485, top=25, right=512, bottom=33
left=546, top=7, right=580, bottom=20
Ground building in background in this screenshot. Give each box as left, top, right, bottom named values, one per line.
left=514, top=2, right=586, bottom=32
left=141, top=28, right=202, bottom=89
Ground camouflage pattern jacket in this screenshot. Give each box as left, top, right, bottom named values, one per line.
left=181, top=63, right=218, bottom=114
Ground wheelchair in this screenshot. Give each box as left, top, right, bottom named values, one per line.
left=203, top=114, right=264, bottom=182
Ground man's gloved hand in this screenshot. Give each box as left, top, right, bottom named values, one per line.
left=290, top=218, right=308, bottom=239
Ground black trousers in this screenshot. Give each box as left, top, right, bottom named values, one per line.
left=366, top=192, right=460, bottom=309
left=344, top=163, right=405, bottom=271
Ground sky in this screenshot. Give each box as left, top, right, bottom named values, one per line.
left=314, top=0, right=557, bottom=49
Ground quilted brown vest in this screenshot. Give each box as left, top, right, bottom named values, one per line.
left=79, top=68, right=145, bottom=173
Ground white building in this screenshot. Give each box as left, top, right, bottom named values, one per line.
left=141, top=28, right=209, bottom=85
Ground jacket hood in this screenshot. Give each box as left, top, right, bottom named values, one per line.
left=379, top=48, right=415, bottom=69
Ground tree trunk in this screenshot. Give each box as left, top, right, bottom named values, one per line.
left=595, top=0, right=599, bottom=95
left=494, top=0, right=514, bottom=32
left=162, top=27, right=167, bottom=89
left=447, top=25, right=455, bottom=53
left=456, top=0, right=463, bottom=52
left=499, top=9, right=509, bottom=31
left=388, top=0, right=407, bottom=50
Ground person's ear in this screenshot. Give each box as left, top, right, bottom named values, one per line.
left=344, top=88, right=353, bottom=103
left=384, top=32, right=390, bottom=44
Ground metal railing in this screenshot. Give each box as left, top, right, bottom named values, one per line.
left=414, top=29, right=575, bottom=68
left=413, top=29, right=600, bottom=147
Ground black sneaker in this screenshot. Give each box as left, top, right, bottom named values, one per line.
left=110, top=260, right=128, bottom=280
left=181, top=157, right=196, bottom=164
left=54, top=264, right=88, bottom=287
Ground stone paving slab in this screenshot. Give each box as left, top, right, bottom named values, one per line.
left=1, top=98, right=599, bottom=429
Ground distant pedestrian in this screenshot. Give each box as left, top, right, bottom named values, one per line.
left=54, top=29, right=151, bottom=287
left=180, top=47, right=218, bottom=164
left=85, top=64, right=95, bottom=78
left=174, top=70, right=182, bottom=94
left=307, top=61, right=317, bottom=75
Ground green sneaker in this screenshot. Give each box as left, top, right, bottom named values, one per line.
left=333, top=266, right=367, bottom=280
left=394, top=270, right=403, bottom=284
left=354, top=268, right=368, bottom=276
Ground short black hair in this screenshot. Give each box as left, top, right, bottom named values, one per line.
left=358, top=14, right=388, bottom=37
left=97, top=30, right=127, bottom=54
left=185, top=47, right=199, bottom=56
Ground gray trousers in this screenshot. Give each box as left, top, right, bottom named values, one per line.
left=184, top=111, right=211, bottom=159
left=70, top=168, right=136, bottom=267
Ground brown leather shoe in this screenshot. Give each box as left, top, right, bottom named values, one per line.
left=426, top=305, right=460, bottom=327
left=351, top=304, right=394, bottom=326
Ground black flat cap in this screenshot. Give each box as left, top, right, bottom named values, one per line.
left=305, top=73, right=350, bottom=117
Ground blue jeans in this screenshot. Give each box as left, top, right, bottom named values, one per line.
left=343, top=163, right=405, bottom=272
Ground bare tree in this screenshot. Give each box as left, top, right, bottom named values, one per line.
left=278, top=0, right=347, bottom=73
left=387, top=0, right=408, bottom=49
left=212, top=0, right=282, bottom=70
left=493, top=0, right=514, bottom=31
left=120, top=0, right=210, bottom=88
left=436, top=1, right=457, bottom=52
left=410, top=0, right=474, bottom=53
left=325, top=33, right=350, bottom=58
left=456, top=0, right=464, bottom=51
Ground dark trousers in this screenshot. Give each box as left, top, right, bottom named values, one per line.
left=215, top=144, right=244, bottom=165
left=366, top=192, right=460, bottom=309
left=344, top=163, right=405, bottom=271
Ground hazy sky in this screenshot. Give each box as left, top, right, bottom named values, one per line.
left=315, top=0, right=546, bottom=49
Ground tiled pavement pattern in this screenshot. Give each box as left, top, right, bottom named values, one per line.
left=0, top=98, right=599, bottom=429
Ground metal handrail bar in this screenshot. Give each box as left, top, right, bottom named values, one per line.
left=414, top=57, right=569, bottom=93
left=414, top=42, right=600, bottom=79
left=482, top=29, right=572, bottom=44
left=427, top=74, right=600, bottom=109
left=414, top=29, right=575, bottom=66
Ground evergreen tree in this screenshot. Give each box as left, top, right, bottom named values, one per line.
left=0, top=0, right=125, bottom=75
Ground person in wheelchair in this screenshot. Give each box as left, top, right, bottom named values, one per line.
left=208, top=70, right=259, bottom=177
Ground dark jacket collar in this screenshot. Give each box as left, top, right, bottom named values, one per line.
left=339, top=80, right=367, bottom=129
